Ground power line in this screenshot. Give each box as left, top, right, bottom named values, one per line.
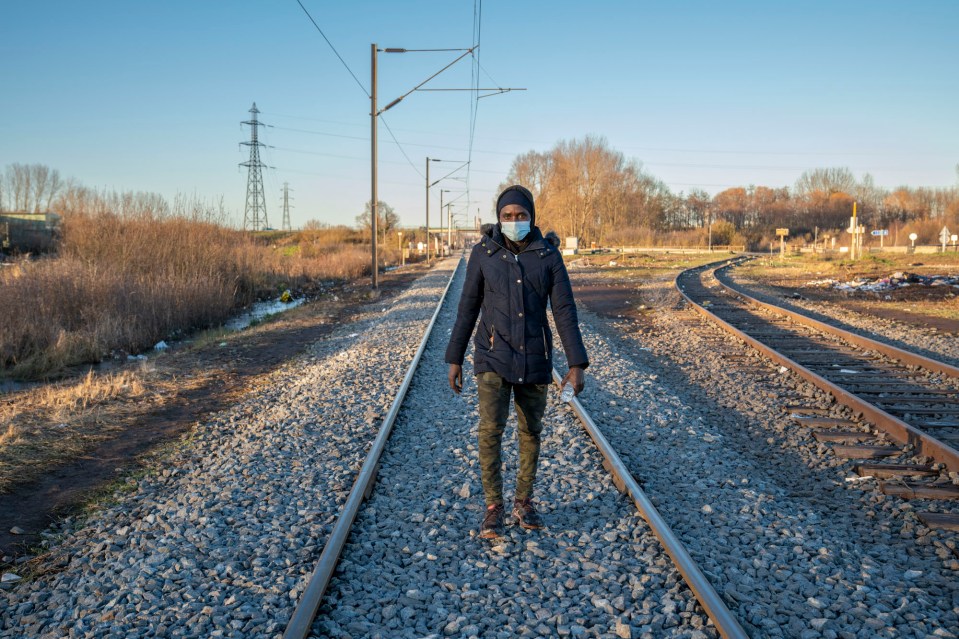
left=380, top=116, right=425, bottom=178
left=466, top=0, right=483, bottom=216
left=295, top=0, right=369, bottom=98
left=268, top=124, right=367, bottom=141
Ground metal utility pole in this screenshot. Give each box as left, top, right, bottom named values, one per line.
left=240, top=102, right=270, bottom=231
left=706, top=208, right=712, bottom=252
left=850, top=202, right=858, bottom=260
left=370, top=44, right=379, bottom=288
left=281, top=182, right=293, bottom=231
left=447, top=203, right=452, bottom=249
left=439, top=189, right=449, bottom=257
left=425, top=157, right=432, bottom=264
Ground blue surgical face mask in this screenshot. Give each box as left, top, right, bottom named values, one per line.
left=501, top=220, right=530, bottom=242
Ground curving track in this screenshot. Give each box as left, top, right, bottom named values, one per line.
left=677, top=259, right=959, bottom=520
left=4, top=255, right=958, bottom=637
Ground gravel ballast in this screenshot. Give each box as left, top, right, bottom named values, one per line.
left=313, top=263, right=712, bottom=639
left=725, top=268, right=959, bottom=369
left=4, top=254, right=958, bottom=639
left=1, top=261, right=459, bottom=638
left=566, top=265, right=959, bottom=638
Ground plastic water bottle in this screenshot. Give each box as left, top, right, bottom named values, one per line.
left=560, top=382, right=575, bottom=403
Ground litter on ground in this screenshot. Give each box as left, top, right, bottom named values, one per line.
left=804, top=272, right=959, bottom=293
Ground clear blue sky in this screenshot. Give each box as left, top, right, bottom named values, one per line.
left=3, top=1, right=957, bottom=230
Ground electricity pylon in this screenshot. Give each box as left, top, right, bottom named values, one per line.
left=240, top=102, right=269, bottom=231
left=280, top=182, right=293, bottom=231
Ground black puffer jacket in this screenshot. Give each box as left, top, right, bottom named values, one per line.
left=445, top=224, right=589, bottom=384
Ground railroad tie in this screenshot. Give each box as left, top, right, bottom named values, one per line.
left=830, top=444, right=901, bottom=459
left=917, top=512, right=959, bottom=532
left=880, top=481, right=959, bottom=500
left=855, top=463, right=937, bottom=479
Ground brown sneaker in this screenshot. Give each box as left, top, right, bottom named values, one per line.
left=479, top=503, right=505, bottom=539
left=512, top=498, right=544, bottom=529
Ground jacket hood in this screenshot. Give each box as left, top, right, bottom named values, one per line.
left=481, top=223, right=560, bottom=249
left=496, top=185, right=536, bottom=224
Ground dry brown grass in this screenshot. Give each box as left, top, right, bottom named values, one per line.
left=736, top=252, right=959, bottom=283
left=0, top=211, right=374, bottom=379
left=0, top=369, right=153, bottom=493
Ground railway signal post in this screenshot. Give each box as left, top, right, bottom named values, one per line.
left=776, top=227, right=789, bottom=258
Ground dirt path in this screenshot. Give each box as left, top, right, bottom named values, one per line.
left=0, top=267, right=425, bottom=557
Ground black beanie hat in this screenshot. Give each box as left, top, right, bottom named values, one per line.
left=496, top=185, right=535, bottom=225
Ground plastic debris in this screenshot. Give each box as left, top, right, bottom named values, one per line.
left=154, top=341, right=168, bottom=351
left=804, top=272, right=959, bottom=293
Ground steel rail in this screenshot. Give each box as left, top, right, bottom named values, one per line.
left=552, top=369, right=749, bottom=639
left=284, top=261, right=461, bottom=639
left=713, top=263, right=959, bottom=379
left=675, top=263, right=959, bottom=473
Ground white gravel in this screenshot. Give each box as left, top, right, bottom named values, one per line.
left=6, top=255, right=957, bottom=639
left=313, top=260, right=715, bottom=639
left=1, top=260, right=459, bottom=638
left=566, top=267, right=959, bottom=639
left=725, top=268, right=959, bottom=369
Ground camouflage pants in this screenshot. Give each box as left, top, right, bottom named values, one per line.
left=476, top=371, right=549, bottom=506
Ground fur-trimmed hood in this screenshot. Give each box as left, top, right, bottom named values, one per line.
left=446, top=220, right=590, bottom=384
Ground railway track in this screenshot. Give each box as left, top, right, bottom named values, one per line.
left=285, top=258, right=747, bottom=639
left=676, top=259, right=959, bottom=530
left=5, top=256, right=957, bottom=637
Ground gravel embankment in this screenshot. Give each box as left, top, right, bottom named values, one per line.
left=314, top=264, right=714, bottom=639
left=724, top=269, right=959, bottom=369
left=1, top=260, right=458, bottom=638
left=569, top=272, right=959, bottom=639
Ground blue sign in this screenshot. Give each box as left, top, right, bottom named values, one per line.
left=870, top=229, right=889, bottom=236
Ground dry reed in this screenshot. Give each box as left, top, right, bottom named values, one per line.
left=0, top=211, right=371, bottom=379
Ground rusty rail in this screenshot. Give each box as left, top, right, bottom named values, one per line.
left=676, top=262, right=959, bottom=473
left=713, top=263, right=959, bottom=379
left=283, top=262, right=460, bottom=639
left=553, top=368, right=749, bottom=639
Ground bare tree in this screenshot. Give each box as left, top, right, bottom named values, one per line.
left=7, top=164, right=31, bottom=212
left=29, top=164, right=63, bottom=213
left=500, top=135, right=664, bottom=244
left=794, top=167, right=857, bottom=197
left=356, top=200, right=399, bottom=245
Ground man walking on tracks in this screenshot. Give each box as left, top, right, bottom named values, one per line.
left=446, top=184, right=589, bottom=539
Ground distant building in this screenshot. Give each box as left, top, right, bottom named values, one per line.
left=0, top=211, right=62, bottom=254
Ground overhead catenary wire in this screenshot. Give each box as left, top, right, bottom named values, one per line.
left=466, top=0, right=483, bottom=219
left=289, top=1, right=516, bottom=230
left=295, top=0, right=369, bottom=98
left=380, top=116, right=425, bottom=179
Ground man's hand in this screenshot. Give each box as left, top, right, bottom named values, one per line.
left=448, top=364, right=463, bottom=394
left=560, top=366, right=585, bottom=396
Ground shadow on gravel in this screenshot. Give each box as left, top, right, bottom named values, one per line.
left=725, top=272, right=959, bottom=361
left=569, top=267, right=933, bottom=633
